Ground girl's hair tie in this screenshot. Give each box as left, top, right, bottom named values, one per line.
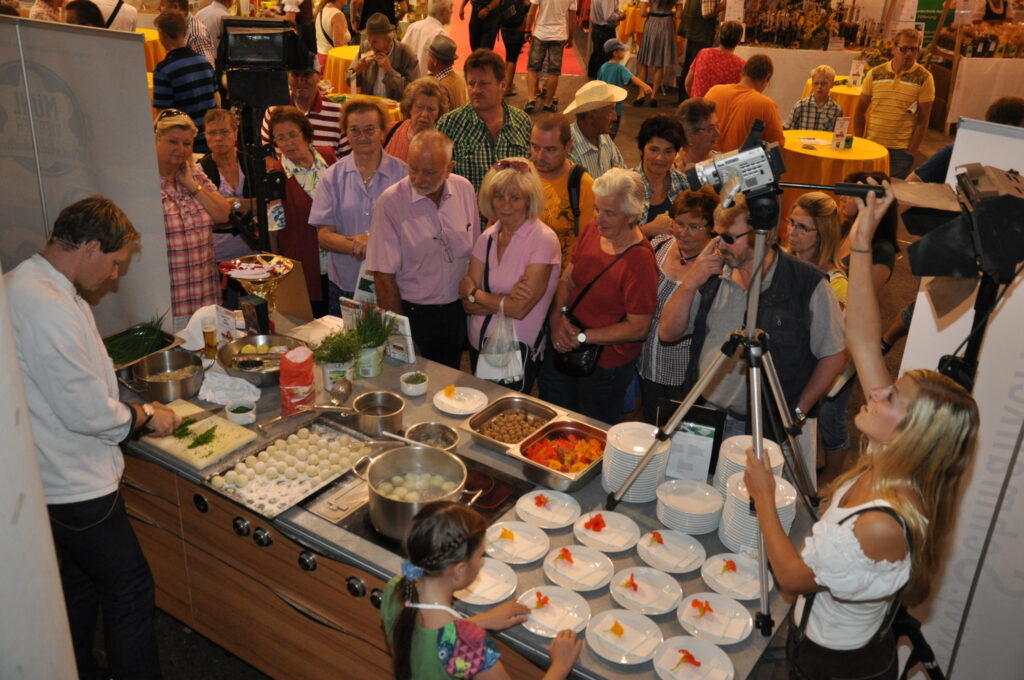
left=401, top=560, right=425, bottom=581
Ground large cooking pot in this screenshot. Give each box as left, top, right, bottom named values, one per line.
left=255, top=390, right=404, bottom=438
left=354, top=445, right=466, bottom=540
left=120, top=349, right=204, bottom=403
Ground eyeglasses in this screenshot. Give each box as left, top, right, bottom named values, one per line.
left=273, top=130, right=302, bottom=144
left=716, top=228, right=754, bottom=245
left=787, top=218, right=818, bottom=233
left=895, top=45, right=920, bottom=54
left=433, top=227, right=454, bottom=264
left=347, top=125, right=380, bottom=138
left=493, top=159, right=531, bottom=173
left=674, top=218, right=710, bottom=233
left=157, top=108, right=189, bottom=120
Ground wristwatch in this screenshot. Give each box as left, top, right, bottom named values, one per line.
left=231, top=199, right=242, bottom=212
left=577, top=331, right=587, bottom=344
left=560, top=305, right=569, bottom=316
left=141, top=403, right=155, bottom=430
left=467, top=288, right=478, bottom=304
left=793, top=406, right=807, bottom=425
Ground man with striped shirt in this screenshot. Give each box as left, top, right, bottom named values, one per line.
left=854, top=28, right=933, bottom=179
left=153, top=10, right=219, bottom=153
left=260, top=66, right=351, bottom=158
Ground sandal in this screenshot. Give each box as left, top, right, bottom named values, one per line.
left=524, top=99, right=537, bottom=113
left=543, top=103, right=557, bottom=112
left=633, top=97, right=646, bottom=107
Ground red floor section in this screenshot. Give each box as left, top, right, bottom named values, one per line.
left=447, top=11, right=584, bottom=75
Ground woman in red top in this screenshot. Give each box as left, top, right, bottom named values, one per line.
left=540, top=168, right=659, bottom=424
left=685, top=20, right=745, bottom=98
left=267, top=106, right=338, bottom=317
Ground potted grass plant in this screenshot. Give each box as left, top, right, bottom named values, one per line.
left=353, top=303, right=397, bottom=378
left=313, top=327, right=361, bottom=388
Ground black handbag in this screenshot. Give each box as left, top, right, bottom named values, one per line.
left=552, top=243, right=642, bottom=378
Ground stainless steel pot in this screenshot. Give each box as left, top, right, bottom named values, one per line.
left=121, top=350, right=204, bottom=403
left=255, top=390, right=404, bottom=438
left=353, top=445, right=466, bottom=540
left=404, top=422, right=459, bottom=451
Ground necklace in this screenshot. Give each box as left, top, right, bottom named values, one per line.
left=677, top=243, right=696, bottom=265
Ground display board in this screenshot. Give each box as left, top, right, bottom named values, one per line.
left=0, top=17, right=171, bottom=335
left=944, top=117, right=1024, bottom=184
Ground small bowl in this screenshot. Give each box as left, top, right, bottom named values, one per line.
left=404, top=421, right=459, bottom=451
left=225, top=400, right=257, bottom=425
left=400, top=371, right=429, bottom=397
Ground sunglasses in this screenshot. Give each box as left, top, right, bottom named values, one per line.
left=493, top=159, right=531, bottom=173
left=716, top=228, right=754, bottom=245
left=156, top=108, right=189, bottom=121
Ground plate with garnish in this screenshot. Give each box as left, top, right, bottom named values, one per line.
left=517, top=586, right=590, bottom=638
left=637, top=529, right=706, bottom=573
left=573, top=511, right=640, bottom=552
left=485, top=521, right=549, bottom=564
left=676, top=592, right=752, bottom=645
left=433, top=385, right=488, bottom=416
left=542, top=544, right=614, bottom=591
left=515, top=489, right=581, bottom=529
left=609, top=566, right=682, bottom=615
left=586, top=609, right=662, bottom=665
left=454, top=557, right=516, bottom=606
left=653, top=636, right=734, bottom=680
left=701, top=553, right=772, bottom=600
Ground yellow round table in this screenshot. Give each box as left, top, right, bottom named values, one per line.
left=799, top=77, right=862, bottom=119
left=326, top=93, right=404, bottom=123
left=138, top=28, right=167, bottom=73
left=323, top=45, right=360, bottom=95
left=779, top=130, right=889, bottom=239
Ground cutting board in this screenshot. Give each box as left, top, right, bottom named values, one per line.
left=144, top=400, right=258, bottom=470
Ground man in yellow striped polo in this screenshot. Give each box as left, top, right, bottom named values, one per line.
left=854, top=28, right=934, bottom=179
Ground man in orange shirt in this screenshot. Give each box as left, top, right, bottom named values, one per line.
left=703, top=54, right=784, bottom=153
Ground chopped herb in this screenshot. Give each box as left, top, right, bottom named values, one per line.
left=188, top=425, right=218, bottom=449
left=230, top=405, right=253, bottom=414
left=172, top=417, right=198, bottom=439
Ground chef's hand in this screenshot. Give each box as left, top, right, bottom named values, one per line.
left=142, top=402, right=181, bottom=438
left=549, top=311, right=581, bottom=352
left=548, top=630, right=583, bottom=674
left=743, top=446, right=777, bottom=511
left=470, top=601, right=529, bottom=630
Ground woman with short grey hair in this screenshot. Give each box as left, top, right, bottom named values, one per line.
left=385, top=77, right=450, bottom=162
left=538, top=167, right=660, bottom=424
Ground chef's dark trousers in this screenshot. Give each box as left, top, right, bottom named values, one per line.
left=48, top=490, right=161, bottom=680
left=402, top=299, right=467, bottom=369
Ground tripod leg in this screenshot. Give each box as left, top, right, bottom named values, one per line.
left=761, top=351, right=820, bottom=513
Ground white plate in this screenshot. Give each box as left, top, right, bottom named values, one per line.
left=485, top=521, right=550, bottom=564
left=658, top=479, right=724, bottom=515
left=606, top=422, right=660, bottom=455
left=726, top=472, right=797, bottom=508
left=543, top=544, right=614, bottom=591
left=432, top=386, right=488, bottom=416
left=454, top=558, right=516, bottom=605
left=653, top=636, right=735, bottom=680
left=609, top=566, right=682, bottom=615
left=573, top=511, right=641, bottom=553
left=517, top=586, right=590, bottom=638
left=701, top=553, right=773, bottom=600
left=636, top=530, right=706, bottom=573
left=676, top=592, right=753, bottom=646
left=586, top=609, right=663, bottom=665
left=515, top=489, right=581, bottom=529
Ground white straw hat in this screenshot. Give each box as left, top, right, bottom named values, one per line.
left=563, top=80, right=628, bottom=116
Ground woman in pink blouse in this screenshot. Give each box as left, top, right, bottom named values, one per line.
left=459, top=158, right=560, bottom=393
left=685, top=20, right=745, bottom=98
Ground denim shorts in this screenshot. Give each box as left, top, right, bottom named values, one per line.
left=527, top=39, right=565, bottom=74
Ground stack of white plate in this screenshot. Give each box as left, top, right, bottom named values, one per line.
left=655, top=479, right=723, bottom=535
left=713, top=435, right=784, bottom=499
left=601, top=422, right=669, bottom=504
left=718, top=471, right=797, bottom=553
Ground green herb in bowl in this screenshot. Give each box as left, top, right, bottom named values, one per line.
left=229, top=405, right=253, bottom=414
left=403, top=371, right=427, bottom=385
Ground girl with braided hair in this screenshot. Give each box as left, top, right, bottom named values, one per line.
left=381, top=501, right=582, bottom=679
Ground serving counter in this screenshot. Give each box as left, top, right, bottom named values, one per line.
left=124, top=353, right=810, bottom=679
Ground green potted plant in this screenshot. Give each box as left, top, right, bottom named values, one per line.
left=353, top=303, right=397, bottom=378
left=313, top=327, right=361, bottom=388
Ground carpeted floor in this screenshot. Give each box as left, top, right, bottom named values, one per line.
left=447, top=8, right=585, bottom=75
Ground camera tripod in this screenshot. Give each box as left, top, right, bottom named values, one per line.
left=606, top=184, right=821, bottom=637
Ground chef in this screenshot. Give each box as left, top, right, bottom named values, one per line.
left=5, top=196, right=179, bottom=679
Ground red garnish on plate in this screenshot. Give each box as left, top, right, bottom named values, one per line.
left=672, top=649, right=702, bottom=669
left=691, top=599, right=714, bottom=617
left=649, top=530, right=664, bottom=546
left=533, top=592, right=550, bottom=609
left=534, top=493, right=550, bottom=508
left=556, top=547, right=574, bottom=564
left=583, top=513, right=606, bottom=532
left=622, top=572, right=639, bottom=592
left=721, top=559, right=737, bottom=574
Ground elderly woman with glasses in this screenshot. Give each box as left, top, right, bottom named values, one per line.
left=539, top=168, right=659, bottom=425
left=267, top=106, right=339, bottom=317
left=459, top=158, right=560, bottom=393
left=198, top=108, right=259, bottom=262
left=309, top=99, right=407, bottom=315
left=634, top=115, right=690, bottom=240
left=155, top=109, right=231, bottom=330
left=638, top=186, right=719, bottom=426
left=383, top=77, right=449, bottom=163
left=675, top=97, right=720, bottom=170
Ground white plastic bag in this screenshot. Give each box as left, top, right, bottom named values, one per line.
left=475, top=299, right=523, bottom=383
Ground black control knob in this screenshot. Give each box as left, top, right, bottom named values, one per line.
left=298, top=551, right=317, bottom=571
left=346, top=576, right=366, bottom=597
left=192, top=494, right=208, bottom=513
left=369, top=588, right=383, bottom=609
left=253, top=527, right=273, bottom=547
left=232, top=517, right=251, bottom=537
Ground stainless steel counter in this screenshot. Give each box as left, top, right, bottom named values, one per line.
left=126, top=352, right=808, bottom=680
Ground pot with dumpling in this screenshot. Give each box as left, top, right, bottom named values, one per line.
left=354, top=445, right=467, bottom=540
